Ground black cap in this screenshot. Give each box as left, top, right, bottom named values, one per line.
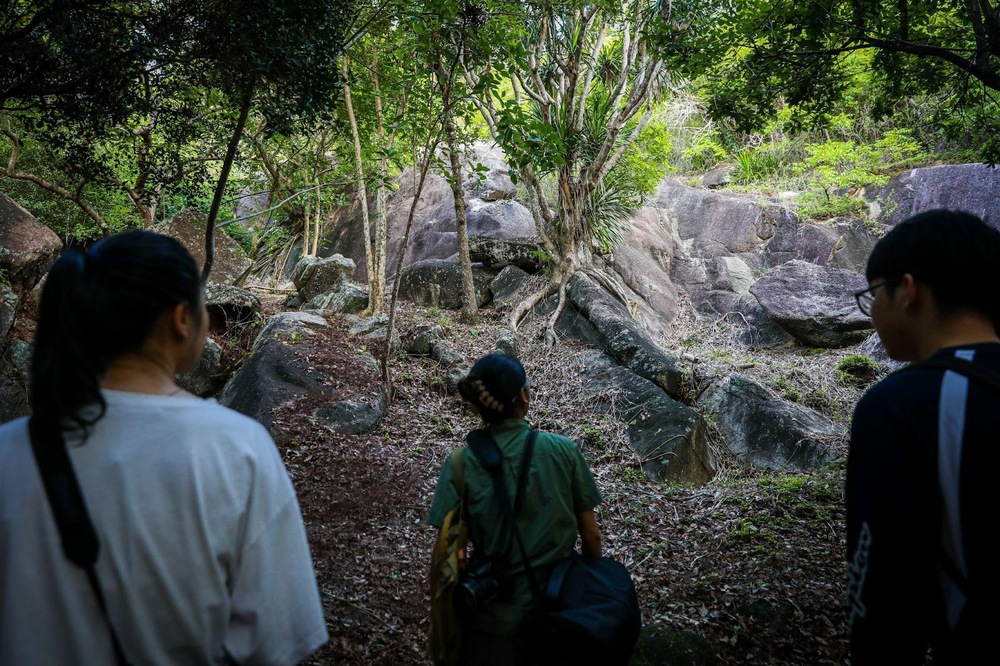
left=466, top=353, right=527, bottom=405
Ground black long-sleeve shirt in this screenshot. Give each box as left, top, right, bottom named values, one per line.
left=846, top=344, right=997, bottom=664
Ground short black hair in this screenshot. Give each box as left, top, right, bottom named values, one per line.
left=866, top=209, right=1000, bottom=321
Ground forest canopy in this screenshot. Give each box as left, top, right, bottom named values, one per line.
left=1, top=0, right=997, bottom=257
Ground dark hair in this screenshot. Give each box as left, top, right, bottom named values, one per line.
left=457, top=353, right=527, bottom=423
left=866, top=209, right=1000, bottom=322
left=30, top=230, right=203, bottom=432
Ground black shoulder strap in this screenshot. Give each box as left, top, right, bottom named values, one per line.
left=28, top=417, right=131, bottom=666
left=467, top=428, right=542, bottom=599
left=895, top=355, right=992, bottom=597
left=901, top=355, right=1000, bottom=393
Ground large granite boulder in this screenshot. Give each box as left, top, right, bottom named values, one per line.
left=204, top=284, right=262, bottom=332
left=576, top=350, right=715, bottom=485
left=749, top=260, right=871, bottom=347
left=609, top=207, right=680, bottom=324
left=397, top=259, right=496, bottom=309
left=1, top=283, right=16, bottom=343
left=567, top=273, right=685, bottom=398
left=218, top=312, right=385, bottom=438
left=151, top=210, right=251, bottom=285
left=870, top=163, right=1000, bottom=229
left=704, top=293, right=797, bottom=349
left=650, top=180, right=777, bottom=259
left=830, top=217, right=887, bottom=274
left=469, top=236, right=543, bottom=272
left=176, top=337, right=225, bottom=397
left=303, top=283, right=369, bottom=314
left=318, top=147, right=536, bottom=283
left=762, top=215, right=841, bottom=267
left=489, top=265, right=534, bottom=307
left=0, top=192, right=62, bottom=299
left=461, top=141, right=517, bottom=201
left=699, top=375, right=844, bottom=471
left=292, top=254, right=356, bottom=302
left=859, top=332, right=906, bottom=372
left=522, top=293, right=606, bottom=349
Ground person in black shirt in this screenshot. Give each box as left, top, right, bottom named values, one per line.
left=847, top=209, right=1000, bottom=664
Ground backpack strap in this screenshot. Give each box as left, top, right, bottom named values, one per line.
left=449, top=447, right=467, bottom=502
left=894, top=354, right=994, bottom=597
left=467, top=428, right=542, bottom=600
left=902, top=355, right=1000, bottom=393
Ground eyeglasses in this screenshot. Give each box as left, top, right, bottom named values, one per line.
left=854, top=280, right=895, bottom=316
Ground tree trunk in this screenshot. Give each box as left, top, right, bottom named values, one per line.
left=203, top=83, right=254, bottom=282
left=342, top=56, right=375, bottom=296
left=370, top=183, right=388, bottom=314
left=443, top=108, right=478, bottom=322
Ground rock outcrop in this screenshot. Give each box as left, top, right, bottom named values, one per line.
left=292, top=254, right=356, bottom=302
left=469, top=236, right=543, bottom=272
left=749, top=260, right=871, bottom=348
left=0, top=192, right=62, bottom=299
left=700, top=375, right=843, bottom=471
left=176, top=337, right=225, bottom=397
left=151, top=210, right=251, bottom=286
left=870, top=163, right=1000, bottom=228
left=397, top=259, right=496, bottom=309
left=204, top=284, right=262, bottom=332
left=567, top=273, right=685, bottom=398
left=218, top=312, right=385, bottom=438
left=577, top=350, right=715, bottom=485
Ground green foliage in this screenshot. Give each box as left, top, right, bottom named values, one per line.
left=2, top=0, right=358, bottom=242
left=796, top=192, right=870, bottom=221
left=225, top=224, right=256, bottom=255
left=661, top=0, right=1000, bottom=162
left=732, top=147, right=780, bottom=184
left=680, top=132, right=728, bottom=172
left=836, top=354, right=881, bottom=387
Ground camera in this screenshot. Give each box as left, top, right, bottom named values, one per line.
left=456, top=562, right=511, bottom=610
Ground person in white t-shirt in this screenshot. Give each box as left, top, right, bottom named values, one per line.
left=0, top=230, right=328, bottom=665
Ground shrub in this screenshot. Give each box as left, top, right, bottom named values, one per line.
left=835, top=354, right=881, bottom=387
left=681, top=132, right=728, bottom=171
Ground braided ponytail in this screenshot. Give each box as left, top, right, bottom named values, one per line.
left=458, top=353, right=528, bottom=423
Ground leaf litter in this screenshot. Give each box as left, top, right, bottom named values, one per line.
left=251, top=296, right=864, bottom=666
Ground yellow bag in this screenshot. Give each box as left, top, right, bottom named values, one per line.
left=428, top=448, right=468, bottom=666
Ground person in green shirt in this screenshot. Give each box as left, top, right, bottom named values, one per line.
left=426, top=353, right=602, bottom=666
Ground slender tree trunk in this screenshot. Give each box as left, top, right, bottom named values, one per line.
left=203, top=83, right=254, bottom=282
left=371, top=184, right=388, bottom=314
left=303, top=195, right=312, bottom=257
left=384, top=145, right=439, bottom=401
left=440, top=86, right=478, bottom=322
left=312, top=183, right=322, bottom=255
left=342, top=56, right=375, bottom=296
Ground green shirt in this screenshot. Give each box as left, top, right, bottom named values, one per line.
left=426, top=419, right=601, bottom=636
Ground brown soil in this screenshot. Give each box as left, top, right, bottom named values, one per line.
left=254, top=297, right=856, bottom=666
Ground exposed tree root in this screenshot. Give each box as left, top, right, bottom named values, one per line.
left=509, top=279, right=560, bottom=331
left=544, top=274, right=572, bottom=347
left=512, top=265, right=638, bottom=347
left=581, top=266, right=633, bottom=311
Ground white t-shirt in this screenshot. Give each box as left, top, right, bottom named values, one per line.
left=0, top=390, right=328, bottom=665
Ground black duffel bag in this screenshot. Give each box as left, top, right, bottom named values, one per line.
left=521, top=552, right=641, bottom=666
